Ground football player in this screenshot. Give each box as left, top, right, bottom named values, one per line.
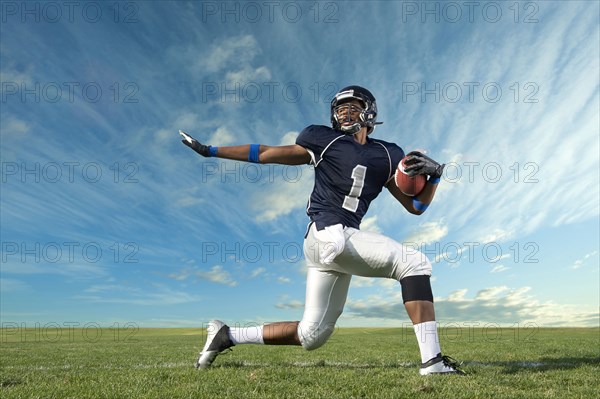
left=181, top=85, right=465, bottom=375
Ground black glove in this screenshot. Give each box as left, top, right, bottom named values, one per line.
left=404, top=151, right=445, bottom=178
left=180, top=130, right=211, bottom=157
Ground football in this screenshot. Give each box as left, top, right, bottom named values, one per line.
left=395, top=157, right=427, bottom=196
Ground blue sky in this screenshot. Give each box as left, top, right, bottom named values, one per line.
left=1, top=1, right=598, bottom=330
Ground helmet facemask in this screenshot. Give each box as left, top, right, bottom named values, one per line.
left=330, top=86, right=381, bottom=135
left=332, top=102, right=367, bottom=135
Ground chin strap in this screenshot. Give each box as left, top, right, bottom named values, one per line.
left=340, top=123, right=362, bottom=134
left=340, top=121, right=383, bottom=135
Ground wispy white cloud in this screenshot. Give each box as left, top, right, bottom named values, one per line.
left=79, top=284, right=202, bottom=306
left=343, top=285, right=599, bottom=327
left=360, top=216, right=382, bottom=234
left=1, top=261, right=109, bottom=281
left=0, top=66, right=33, bottom=88
left=174, top=192, right=206, bottom=208
left=175, top=33, right=272, bottom=90
left=403, top=219, right=448, bottom=245
left=278, top=131, right=299, bottom=146
left=195, top=265, right=238, bottom=287
left=253, top=166, right=314, bottom=222
left=479, top=229, right=515, bottom=245
left=0, top=278, right=30, bottom=292
left=208, top=126, right=236, bottom=146
left=168, top=265, right=238, bottom=287
left=225, top=66, right=271, bottom=83
left=84, top=284, right=128, bottom=294
left=351, top=278, right=397, bottom=290
left=275, top=299, right=303, bottom=310
left=201, top=35, right=262, bottom=73
left=572, top=251, right=599, bottom=269
left=168, top=269, right=192, bottom=281
left=490, top=265, right=510, bottom=273
left=350, top=277, right=375, bottom=288
left=0, top=115, right=31, bottom=135
left=250, top=267, right=266, bottom=278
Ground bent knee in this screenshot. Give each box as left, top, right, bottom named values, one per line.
left=297, top=321, right=337, bottom=351
left=396, top=247, right=432, bottom=280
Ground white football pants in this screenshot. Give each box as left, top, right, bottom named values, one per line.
left=297, top=223, right=432, bottom=350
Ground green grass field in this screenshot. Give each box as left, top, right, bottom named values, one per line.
left=1, top=326, right=598, bottom=398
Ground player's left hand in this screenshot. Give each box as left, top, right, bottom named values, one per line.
left=404, top=151, right=445, bottom=178
left=180, top=130, right=211, bottom=157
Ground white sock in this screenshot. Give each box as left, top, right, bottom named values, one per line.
left=228, top=325, right=264, bottom=345
left=413, top=321, right=441, bottom=363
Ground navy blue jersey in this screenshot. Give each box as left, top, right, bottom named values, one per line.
left=296, top=125, right=405, bottom=230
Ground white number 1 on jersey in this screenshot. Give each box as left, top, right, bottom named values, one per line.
left=342, top=165, right=367, bottom=212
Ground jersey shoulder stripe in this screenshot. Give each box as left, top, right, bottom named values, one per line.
left=296, top=125, right=345, bottom=166
left=316, top=135, right=346, bottom=167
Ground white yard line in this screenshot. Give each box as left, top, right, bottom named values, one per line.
left=1, top=360, right=594, bottom=371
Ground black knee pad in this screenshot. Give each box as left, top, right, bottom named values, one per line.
left=400, top=275, right=433, bottom=303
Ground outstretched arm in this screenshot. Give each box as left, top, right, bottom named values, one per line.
left=217, top=144, right=311, bottom=165
left=180, top=130, right=311, bottom=166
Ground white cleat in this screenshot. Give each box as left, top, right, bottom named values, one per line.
left=195, top=320, right=234, bottom=369
left=420, top=353, right=466, bottom=375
